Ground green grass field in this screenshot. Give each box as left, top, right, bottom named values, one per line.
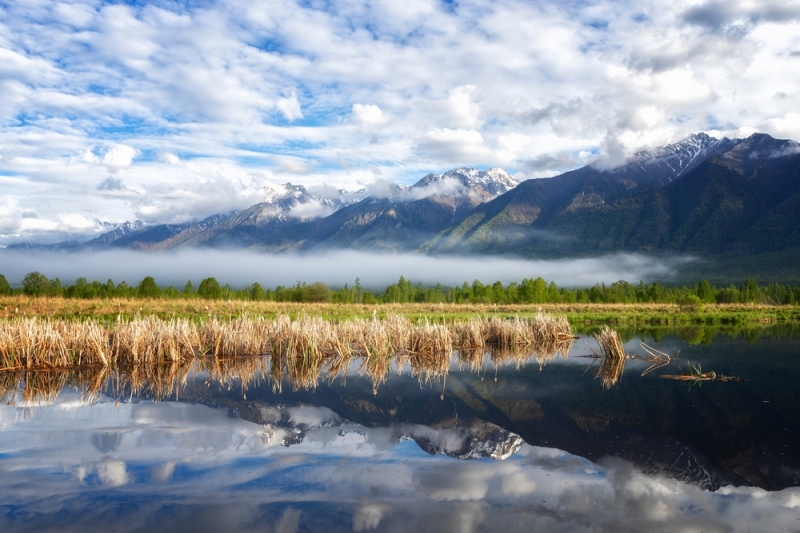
left=2, top=296, right=798, bottom=326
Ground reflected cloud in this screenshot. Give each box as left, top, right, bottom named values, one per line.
left=96, top=460, right=130, bottom=487
left=151, top=462, right=176, bottom=483
left=502, top=472, right=537, bottom=497
left=353, top=504, right=390, bottom=531
left=275, top=508, right=302, bottom=533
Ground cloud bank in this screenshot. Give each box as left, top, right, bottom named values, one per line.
left=0, top=250, right=691, bottom=288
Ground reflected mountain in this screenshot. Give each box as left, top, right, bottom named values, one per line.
left=2, top=388, right=800, bottom=533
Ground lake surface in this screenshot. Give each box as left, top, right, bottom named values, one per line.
left=2, top=324, right=800, bottom=532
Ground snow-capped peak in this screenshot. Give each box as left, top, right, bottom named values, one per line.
left=413, top=167, right=519, bottom=198
left=643, top=134, right=733, bottom=174
left=620, top=133, right=740, bottom=185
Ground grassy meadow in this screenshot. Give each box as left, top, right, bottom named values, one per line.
left=1, top=295, right=798, bottom=325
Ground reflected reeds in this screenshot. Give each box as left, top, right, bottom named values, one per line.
left=594, top=326, right=627, bottom=389
left=1, top=312, right=575, bottom=403
left=589, top=326, right=675, bottom=389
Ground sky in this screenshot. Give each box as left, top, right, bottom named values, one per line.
left=1, top=0, right=800, bottom=244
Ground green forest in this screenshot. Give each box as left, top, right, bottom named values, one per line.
left=2, top=271, right=799, bottom=306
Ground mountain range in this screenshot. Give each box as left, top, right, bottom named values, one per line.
left=9, top=133, right=800, bottom=281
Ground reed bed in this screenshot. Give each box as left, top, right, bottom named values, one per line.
left=0, top=312, right=575, bottom=401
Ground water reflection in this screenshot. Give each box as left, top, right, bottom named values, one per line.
left=0, top=335, right=575, bottom=406
left=3, top=323, right=800, bottom=531
left=576, top=321, right=800, bottom=345
left=2, top=392, right=800, bottom=533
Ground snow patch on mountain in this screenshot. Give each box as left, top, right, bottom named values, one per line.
left=258, top=182, right=359, bottom=221
left=622, top=133, right=739, bottom=184
left=412, top=167, right=519, bottom=200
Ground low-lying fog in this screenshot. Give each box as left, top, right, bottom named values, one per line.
left=0, top=250, right=693, bottom=288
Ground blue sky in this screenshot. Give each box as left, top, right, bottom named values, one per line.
left=1, top=0, right=800, bottom=243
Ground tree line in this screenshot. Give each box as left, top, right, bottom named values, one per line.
left=1, top=272, right=799, bottom=306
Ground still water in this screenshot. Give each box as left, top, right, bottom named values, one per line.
left=2, top=325, right=800, bottom=532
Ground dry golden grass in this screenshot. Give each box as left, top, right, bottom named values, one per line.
left=0, top=311, right=575, bottom=402
left=594, top=325, right=627, bottom=389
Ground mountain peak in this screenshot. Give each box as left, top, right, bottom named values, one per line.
left=613, top=132, right=740, bottom=185
left=413, top=167, right=518, bottom=198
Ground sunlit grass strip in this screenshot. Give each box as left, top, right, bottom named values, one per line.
left=3, top=295, right=798, bottom=327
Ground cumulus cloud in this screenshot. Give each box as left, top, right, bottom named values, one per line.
left=158, top=152, right=181, bottom=165
left=414, top=128, right=502, bottom=165
left=682, top=0, right=800, bottom=31
left=352, top=104, right=388, bottom=126
left=591, top=133, right=631, bottom=170
left=446, top=85, right=483, bottom=129
left=275, top=157, right=311, bottom=174
left=766, top=113, right=800, bottom=140
left=522, top=151, right=586, bottom=175
left=97, top=177, right=126, bottom=191
left=78, top=144, right=140, bottom=173
left=277, top=92, right=303, bottom=121
left=0, top=197, right=23, bottom=234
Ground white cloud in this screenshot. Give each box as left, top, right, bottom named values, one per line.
left=277, top=92, right=303, bottom=121
left=77, top=144, right=140, bottom=172
left=407, top=176, right=467, bottom=200
left=275, top=156, right=310, bottom=174
left=102, top=144, right=139, bottom=171
left=446, top=85, right=483, bottom=129
left=287, top=199, right=337, bottom=220
left=414, top=128, right=493, bottom=164
left=352, top=104, right=388, bottom=126
left=497, top=133, right=532, bottom=154
left=767, top=112, right=800, bottom=139
left=0, top=197, right=23, bottom=234
left=158, top=152, right=180, bottom=165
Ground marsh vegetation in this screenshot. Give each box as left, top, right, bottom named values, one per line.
left=0, top=313, right=576, bottom=402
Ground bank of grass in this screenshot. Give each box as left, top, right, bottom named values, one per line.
left=0, top=296, right=798, bottom=325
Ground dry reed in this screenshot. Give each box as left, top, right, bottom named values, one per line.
left=594, top=325, right=627, bottom=389
left=1, top=312, right=575, bottom=400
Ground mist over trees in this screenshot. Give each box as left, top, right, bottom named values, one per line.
left=2, top=272, right=799, bottom=306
